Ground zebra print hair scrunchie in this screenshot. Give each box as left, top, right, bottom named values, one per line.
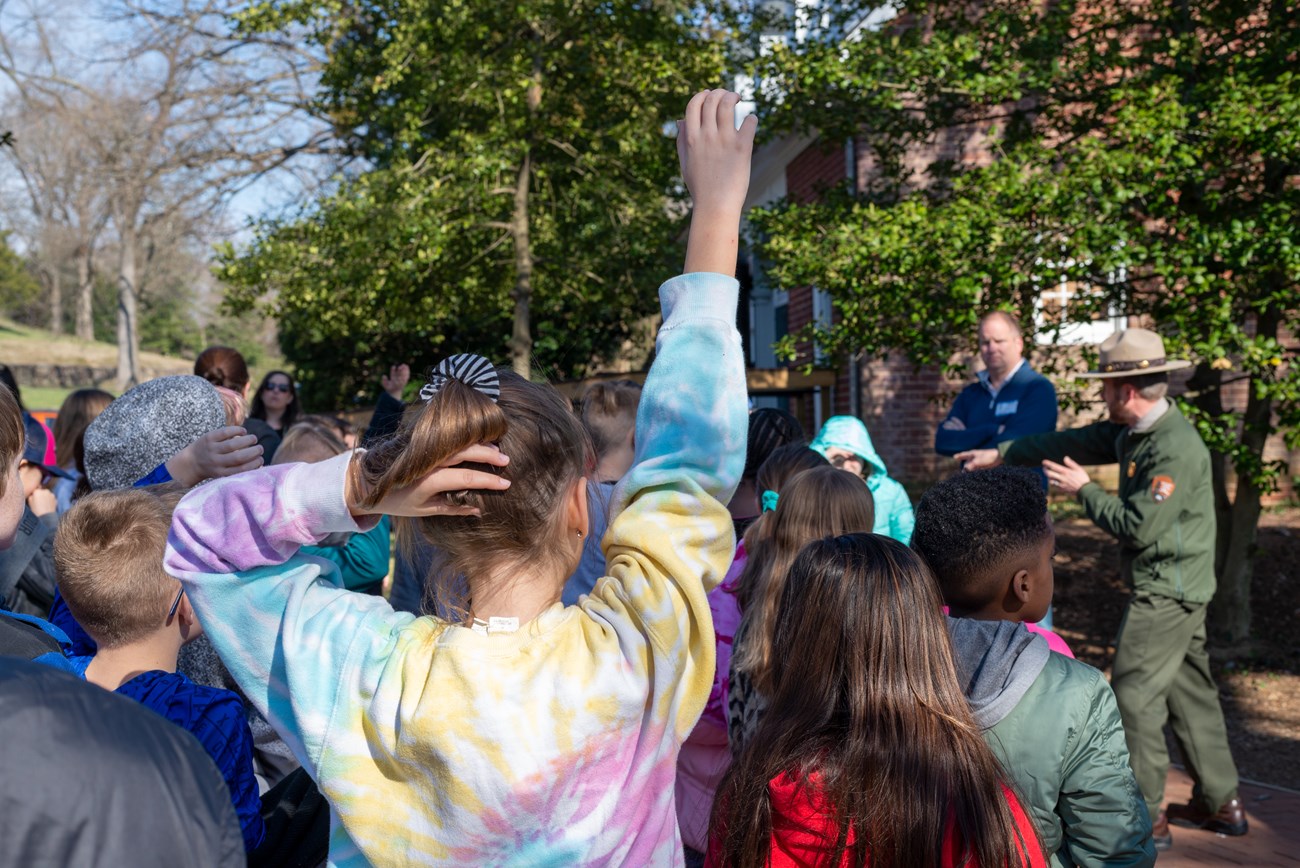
left=419, top=354, right=501, bottom=403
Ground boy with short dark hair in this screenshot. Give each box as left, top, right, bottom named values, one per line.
left=913, top=466, right=1155, bottom=868
left=913, top=464, right=1073, bottom=656
left=54, top=488, right=266, bottom=853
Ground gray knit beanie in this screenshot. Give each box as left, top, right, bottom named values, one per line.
left=84, top=375, right=226, bottom=491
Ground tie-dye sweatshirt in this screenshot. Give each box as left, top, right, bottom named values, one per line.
left=164, top=272, right=747, bottom=867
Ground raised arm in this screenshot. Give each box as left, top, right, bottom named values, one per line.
left=1000, top=420, right=1125, bottom=468
left=584, top=90, right=754, bottom=736
left=301, top=516, right=392, bottom=592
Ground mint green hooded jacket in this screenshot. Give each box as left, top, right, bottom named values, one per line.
left=810, top=416, right=915, bottom=544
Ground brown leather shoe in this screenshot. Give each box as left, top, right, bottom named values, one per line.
left=1151, top=810, right=1172, bottom=852
left=1167, top=797, right=1249, bottom=836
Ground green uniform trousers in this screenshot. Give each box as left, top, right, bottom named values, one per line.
left=1111, top=593, right=1239, bottom=818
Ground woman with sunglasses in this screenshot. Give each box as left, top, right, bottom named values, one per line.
left=195, top=347, right=286, bottom=462
left=249, top=371, right=300, bottom=438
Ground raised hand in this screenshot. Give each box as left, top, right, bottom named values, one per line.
left=1043, top=456, right=1091, bottom=494
left=347, top=443, right=511, bottom=518
left=382, top=364, right=411, bottom=400
left=166, top=427, right=263, bottom=485
left=678, top=89, right=758, bottom=276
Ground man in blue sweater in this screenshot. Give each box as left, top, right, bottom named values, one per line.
left=935, top=312, right=1059, bottom=457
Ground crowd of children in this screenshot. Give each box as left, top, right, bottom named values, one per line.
left=0, top=89, right=1178, bottom=867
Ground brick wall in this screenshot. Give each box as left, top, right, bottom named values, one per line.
left=783, top=138, right=849, bottom=431
left=857, top=354, right=956, bottom=487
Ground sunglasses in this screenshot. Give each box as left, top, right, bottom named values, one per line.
left=263, top=382, right=292, bottom=393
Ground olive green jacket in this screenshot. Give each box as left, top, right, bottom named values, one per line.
left=948, top=618, right=1154, bottom=867
left=987, top=653, right=1155, bottom=868
left=1000, top=404, right=1217, bottom=603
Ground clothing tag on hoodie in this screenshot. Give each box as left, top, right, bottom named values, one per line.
left=470, top=616, right=521, bottom=635
left=488, top=617, right=519, bottom=633
left=994, top=400, right=1019, bottom=417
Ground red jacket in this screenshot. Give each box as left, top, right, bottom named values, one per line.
left=707, top=771, right=1048, bottom=868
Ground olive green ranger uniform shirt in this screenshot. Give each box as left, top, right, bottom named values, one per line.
left=998, top=404, right=1216, bottom=604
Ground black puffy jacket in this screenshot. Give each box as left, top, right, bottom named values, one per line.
left=0, top=656, right=246, bottom=867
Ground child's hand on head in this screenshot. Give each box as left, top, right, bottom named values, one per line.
left=677, top=89, right=757, bottom=275
left=167, top=426, right=264, bottom=486
left=347, top=443, right=511, bottom=519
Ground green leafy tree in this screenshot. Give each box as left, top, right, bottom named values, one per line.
left=746, top=0, right=1299, bottom=643
left=218, top=0, right=724, bottom=407
left=0, top=232, right=43, bottom=321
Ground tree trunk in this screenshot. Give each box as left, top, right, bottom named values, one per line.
left=507, top=53, right=542, bottom=379
left=508, top=151, right=534, bottom=378
left=1212, top=472, right=1263, bottom=645
left=116, top=233, right=142, bottom=390
left=75, top=245, right=96, bottom=341
left=1205, top=309, right=1279, bottom=645
left=45, top=266, right=64, bottom=334
left=1186, top=363, right=1232, bottom=579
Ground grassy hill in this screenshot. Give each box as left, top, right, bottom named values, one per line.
left=0, top=317, right=194, bottom=411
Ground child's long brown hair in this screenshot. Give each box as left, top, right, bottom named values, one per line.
left=734, top=444, right=827, bottom=605
left=733, top=465, right=874, bottom=694
left=351, top=369, right=591, bottom=619
left=711, top=534, right=1044, bottom=867
left=52, top=389, right=113, bottom=469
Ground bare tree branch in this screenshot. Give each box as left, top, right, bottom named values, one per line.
left=0, top=0, right=341, bottom=382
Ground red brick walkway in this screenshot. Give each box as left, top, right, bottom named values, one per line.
left=1157, top=767, right=1300, bottom=866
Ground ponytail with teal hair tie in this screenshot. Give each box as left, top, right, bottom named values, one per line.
left=761, top=490, right=780, bottom=513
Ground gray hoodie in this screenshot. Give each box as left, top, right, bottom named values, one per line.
left=945, top=616, right=1050, bottom=729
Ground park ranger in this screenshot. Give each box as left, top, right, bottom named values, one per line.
left=957, top=327, right=1246, bottom=853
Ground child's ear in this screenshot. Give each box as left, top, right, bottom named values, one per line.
left=565, top=476, right=590, bottom=540
left=178, top=595, right=205, bottom=642
left=1009, top=568, right=1033, bottom=605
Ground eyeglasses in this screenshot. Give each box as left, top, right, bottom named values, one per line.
left=167, top=586, right=185, bottom=620
left=829, top=454, right=863, bottom=469
left=263, top=382, right=292, bottom=393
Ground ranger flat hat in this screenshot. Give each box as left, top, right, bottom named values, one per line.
left=1079, top=328, right=1192, bottom=379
